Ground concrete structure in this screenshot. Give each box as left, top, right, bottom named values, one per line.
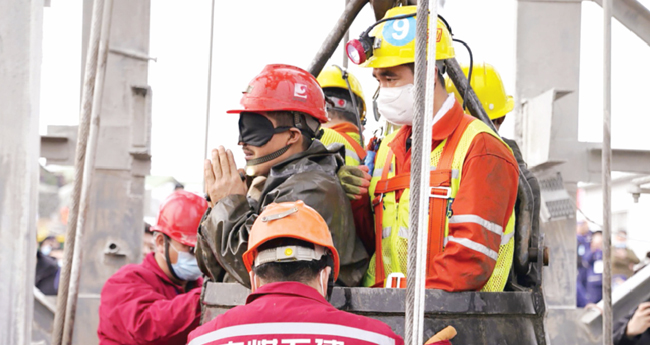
left=59, top=0, right=152, bottom=343
left=515, top=0, right=650, bottom=343
left=0, top=0, right=43, bottom=344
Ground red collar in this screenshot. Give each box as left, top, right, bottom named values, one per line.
left=246, top=281, right=329, bottom=306
left=387, top=100, right=465, bottom=174
left=142, top=252, right=203, bottom=291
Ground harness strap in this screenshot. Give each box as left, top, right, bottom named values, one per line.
left=426, top=115, right=474, bottom=277
left=339, top=131, right=367, bottom=161
left=372, top=114, right=477, bottom=286
left=372, top=149, right=394, bottom=286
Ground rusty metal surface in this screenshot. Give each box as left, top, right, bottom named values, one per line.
left=202, top=282, right=547, bottom=344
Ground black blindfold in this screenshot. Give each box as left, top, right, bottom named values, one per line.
left=238, top=112, right=292, bottom=147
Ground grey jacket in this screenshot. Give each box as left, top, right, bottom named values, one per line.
left=196, top=140, right=369, bottom=288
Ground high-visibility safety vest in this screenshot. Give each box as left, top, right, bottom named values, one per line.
left=320, top=127, right=367, bottom=166
left=363, top=114, right=515, bottom=292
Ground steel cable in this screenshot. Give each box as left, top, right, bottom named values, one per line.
left=51, top=0, right=105, bottom=343
left=405, top=1, right=437, bottom=344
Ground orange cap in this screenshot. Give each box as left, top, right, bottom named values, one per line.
left=242, top=201, right=339, bottom=280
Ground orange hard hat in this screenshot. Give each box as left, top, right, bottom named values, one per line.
left=150, top=190, right=208, bottom=247
left=242, top=201, right=339, bottom=280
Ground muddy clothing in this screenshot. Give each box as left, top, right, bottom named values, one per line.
left=187, top=282, right=403, bottom=345
left=197, top=140, right=369, bottom=287
left=97, top=253, right=202, bottom=345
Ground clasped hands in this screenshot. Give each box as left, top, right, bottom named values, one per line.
left=204, top=146, right=247, bottom=206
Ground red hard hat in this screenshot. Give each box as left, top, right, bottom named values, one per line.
left=150, top=190, right=208, bottom=247
left=227, top=64, right=329, bottom=123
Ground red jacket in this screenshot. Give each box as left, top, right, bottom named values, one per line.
left=98, top=253, right=202, bottom=345
left=188, top=281, right=404, bottom=345
left=382, top=100, right=519, bottom=291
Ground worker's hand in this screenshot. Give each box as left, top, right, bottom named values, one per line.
left=338, top=165, right=371, bottom=200
left=626, top=302, right=650, bottom=337
left=425, top=326, right=457, bottom=344
left=204, top=146, right=247, bottom=206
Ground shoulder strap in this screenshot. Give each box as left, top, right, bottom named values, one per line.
left=339, top=131, right=367, bottom=161
left=437, top=114, right=475, bottom=170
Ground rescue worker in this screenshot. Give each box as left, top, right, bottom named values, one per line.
left=97, top=190, right=207, bottom=345
left=344, top=6, right=519, bottom=291
left=446, top=62, right=543, bottom=288
left=317, top=65, right=367, bottom=166
left=188, top=201, right=403, bottom=345
left=196, top=64, right=368, bottom=288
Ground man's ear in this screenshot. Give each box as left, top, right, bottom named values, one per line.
left=286, top=128, right=302, bottom=146
left=249, top=271, right=258, bottom=292
left=154, top=233, right=165, bottom=255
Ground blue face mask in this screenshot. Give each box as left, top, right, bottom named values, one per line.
left=170, top=244, right=202, bottom=281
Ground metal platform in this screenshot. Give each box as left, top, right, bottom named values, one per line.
left=201, top=282, right=547, bottom=345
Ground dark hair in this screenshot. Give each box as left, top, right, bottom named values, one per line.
left=252, top=238, right=328, bottom=284
left=144, top=222, right=152, bottom=234
left=404, top=63, right=445, bottom=88
left=323, top=88, right=362, bottom=124
left=267, top=111, right=316, bottom=150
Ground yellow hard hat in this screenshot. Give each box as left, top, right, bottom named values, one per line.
left=445, top=62, right=514, bottom=120
left=360, top=6, right=455, bottom=68
left=317, top=65, right=366, bottom=119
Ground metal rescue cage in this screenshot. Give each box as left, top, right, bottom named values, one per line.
left=200, top=283, right=547, bottom=344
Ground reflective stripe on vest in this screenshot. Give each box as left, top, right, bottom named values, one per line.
left=319, top=128, right=364, bottom=166
left=363, top=115, right=516, bottom=292
left=188, top=322, right=397, bottom=345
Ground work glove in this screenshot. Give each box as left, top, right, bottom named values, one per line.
left=337, top=165, right=371, bottom=200
left=424, top=326, right=457, bottom=345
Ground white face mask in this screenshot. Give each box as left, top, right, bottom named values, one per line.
left=375, top=83, right=415, bottom=126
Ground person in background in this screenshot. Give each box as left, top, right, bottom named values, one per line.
left=317, top=65, right=367, bottom=166
left=36, top=248, right=60, bottom=295
left=39, top=235, right=64, bottom=263
left=98, top=191, right=207, bottom=345
left=612, top=230, right=640, bottom=283
left=576, top=220, right=591, bottom=307
left=142, top=222, right=155, bottom=260
left=585, top=231, right=604, bottom=304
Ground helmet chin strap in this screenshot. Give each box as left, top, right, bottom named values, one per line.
left=163, top=235, right=181, bottom=281
left=245, top=144, right=291, bottom=167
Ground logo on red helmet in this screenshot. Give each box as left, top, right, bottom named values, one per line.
left=294, top=83, right=308, bottom=99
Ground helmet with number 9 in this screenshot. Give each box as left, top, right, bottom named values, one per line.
left=361, top=5, right=455, bottom=69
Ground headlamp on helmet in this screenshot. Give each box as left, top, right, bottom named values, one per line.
left=346, top=12, right=417, bottom=65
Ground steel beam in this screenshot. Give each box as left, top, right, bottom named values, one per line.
left=0, top=0, right=43, bottom=343
left=593, top=0, right=650, bottom=46
left=588, top=148, right=650, bottom=175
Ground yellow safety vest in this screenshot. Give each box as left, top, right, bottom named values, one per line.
left=363, top=115, right=515, bottom=292
left=320, top=128, right=366, bottom=166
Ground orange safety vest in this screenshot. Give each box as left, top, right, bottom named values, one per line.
left=365, top=113, right=516, bottom=291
